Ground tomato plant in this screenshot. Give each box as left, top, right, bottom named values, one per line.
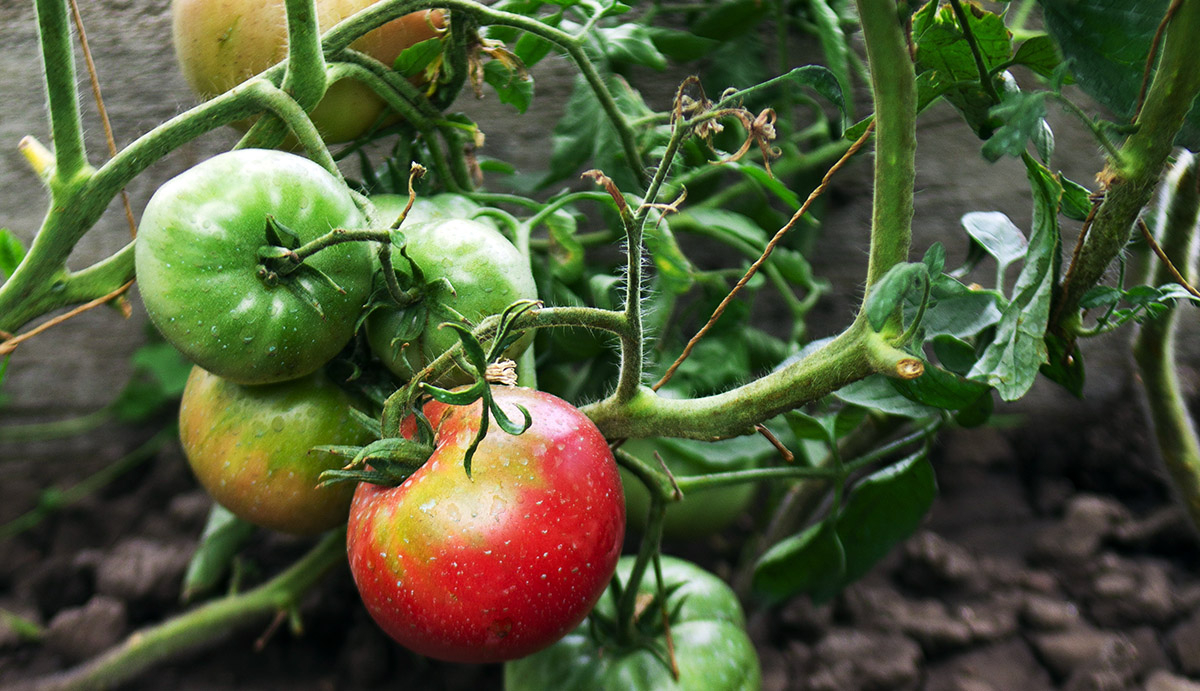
left=620, top=435, right=768, bottom=540
left=7, top=0, right=1200, bottom=688
left=172, top=0, right=445, bottom=142
left=346, top=386, right=625, bottom=663
left=505, top=555, right=761, bottom=691
left=179, top=365, right=373, bottom=534
left=135, top=149, right=373, bottom=385
left=365, top=216, right=538, bottom=385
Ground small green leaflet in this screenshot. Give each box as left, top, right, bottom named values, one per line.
left=0, top=229, right=24, bottom=281
left=394, top=37, right=444, bottom=79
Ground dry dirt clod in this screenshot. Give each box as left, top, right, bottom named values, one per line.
left=43, top=595, right=127, bottom=662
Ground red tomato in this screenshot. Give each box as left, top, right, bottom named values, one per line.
left=346, top=386, right=625, bottom=663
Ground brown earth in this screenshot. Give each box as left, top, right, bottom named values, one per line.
left=3, top=373, right=1200, bottom=690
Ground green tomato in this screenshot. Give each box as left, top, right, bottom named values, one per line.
left=621, top=436, right=766, bottom=540
left=178, top=365, right=374, bottom=535
left=371, top=193, right=494, bottom=229
left=366, top=217, right=538, bottom=385
left=136, top=149, right=372, bottom=385
left=504, top=555, right=761, bottom=691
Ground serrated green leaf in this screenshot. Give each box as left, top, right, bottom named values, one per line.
left=644, top=217, right=695, bottom=295
left=1080, top=285, right=1123, bottom=310
left=1040, top=332, right=1085, bottom=398
left=690, top=0, right=769, bottom=40
left=724, top=162, right=803, bottom=209
left=784, top=410, right=833, bottom=444
left=931, top=334, right=978, bottom=376
left=1037, top=0, right=1198, bottom=145
left=780, top=65, right=846, bottom=119
left=923, top=276, right=1004, bottom=339
left=482, top=60, right=534, bottom=114
left=809, top=0, right=854, bottom=121
left=967, top=155, right=1062, bottom=400
left=923, top=242, right=946, bottom=276
left=981, top=90, right=1050, bottom=162
left=1059, top=175, right=1094, bottom=222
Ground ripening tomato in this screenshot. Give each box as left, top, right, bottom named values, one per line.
left=135, top=149, right=372, bottom=385
left=346, top=386, right=625, bottom=663
left=172, top=0, right=445, bottom=143
left=179, top=366, right=374, bottom=535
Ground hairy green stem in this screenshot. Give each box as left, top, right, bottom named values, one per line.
left=1133, top=153, right=1200, bottom=531
left=35, top=0, right=89, bottom=189
left=856, top=0, right=916, bottom=295
left=281, top=0, right=329, bottom=110
left=0, top=81, right=327, bottom=334
left=616, top=497, right=666, bottom=645
left=1055, top=0, right=1200, bottom=329
left=582, top=321, right=916, bottom=440
left=12, top=531, right=346, bottom=691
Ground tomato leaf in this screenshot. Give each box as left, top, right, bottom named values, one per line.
left=0, top=229, right=25, bottom=281
left=890, top=364, right=992, bottom=412
left=483, top=60, right=534, bottom=114
left=753, top=520, right=846, bottom=605
left=394, top=36, right=445, bottom=79
left=967, top=155, right=1062, bottom=400
left=961, top=211, right=1028, bottom=278
left=837, top=451, right=937, bottom=584
left=1038, top=0, right=1200, bottom=146
left=865, top=262, right=928, bottom=332
left=1059, top=175, right=1095, bottom=222
left=835, top=375, right=937, bottom=418
left=596, top=24, right=667, bottom=70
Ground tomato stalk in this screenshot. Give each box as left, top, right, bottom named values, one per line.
left=615, top=494, right=668, bottom=647
left=34, top=0, right=90, bottom=191
left=1053, top=0, right=1200, bottom=333
left=1133, top=152, right=1200, bottom=532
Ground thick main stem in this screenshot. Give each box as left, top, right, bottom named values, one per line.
left=857, top=0, right=916, bottom=296
left=1055, top=0, right=1200, bottom=329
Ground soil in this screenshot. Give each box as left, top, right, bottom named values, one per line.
left=3, top=377, right=1200, bottom=691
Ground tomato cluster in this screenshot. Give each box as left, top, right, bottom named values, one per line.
left=133, top=142, right=627, bottom=662
left=135, top=0, right=750, bottom=672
